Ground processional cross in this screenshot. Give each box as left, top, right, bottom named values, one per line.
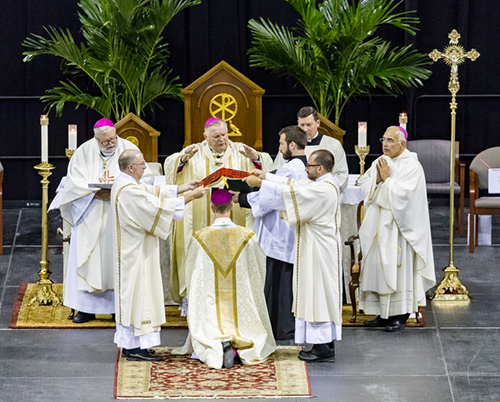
left=429, top=30, right=479, bottom=301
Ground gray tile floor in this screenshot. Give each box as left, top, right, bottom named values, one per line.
left=0, top=205, right=499, bottom=402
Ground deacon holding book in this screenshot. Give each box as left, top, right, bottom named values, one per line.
left=273, top=107, right=349, bottom=197
left=164, top=118, right=273, bottom=303
left=244, top=150, right=342, bottom=362
left=60, top=118, right=154, bottom=324
left=173, top=189, right=276, bottom=369
left=358, top=126, right=436, bottom=332
left=234, top=125, right=308, bottom=341
left=112, top=149, right=207, bottom=361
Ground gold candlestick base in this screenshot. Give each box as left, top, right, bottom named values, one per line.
left=65, top=148, right=75, bottom=159
left=29, top=162, right=61, bottom=306
left=355, top=145, right=370, bottom=180
left=431, top=264, right=470, bottom=301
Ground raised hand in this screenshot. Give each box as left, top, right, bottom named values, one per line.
left=239, top=144, right=259, bottom=161
left=181, top=145, right=198, bottom=163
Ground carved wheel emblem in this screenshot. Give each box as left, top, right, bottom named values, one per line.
left=209, top=93, right=242, bottom=136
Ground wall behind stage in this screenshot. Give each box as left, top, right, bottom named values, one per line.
left=0, top=0, right=498, bottom=201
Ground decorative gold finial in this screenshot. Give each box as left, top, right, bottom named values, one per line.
left=448, top=29, right=460, bottom=44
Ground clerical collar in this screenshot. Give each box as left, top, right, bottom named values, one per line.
left=288, top=155, right=307, bottom=166
left=101, top=150, right=115, bottom=157
left=213, top=217, right=234, bottom=229
left=307, top=133, right=323, bottom=146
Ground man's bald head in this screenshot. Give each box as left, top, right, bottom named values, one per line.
left=119, top=149, right=142, bottom=172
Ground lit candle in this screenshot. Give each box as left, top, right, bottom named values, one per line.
left=358, top=122, right=367, bottom=148
left=68, top=124, right=77, bottom=150
left=40, top=115, right=49, bottom=163
left=399, top=112, right=407, bottom=131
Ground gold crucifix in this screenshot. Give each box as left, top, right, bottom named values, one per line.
left=429, top=30, right=479, bottom=301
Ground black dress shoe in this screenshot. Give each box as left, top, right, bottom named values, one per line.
left=111, top=314, right=115, bottom=322
left=364, top=315, right=389, bottom=327
left=298, top=341, right=335, bottom=362
left=122, top=348, right=162, bottom=362
left=385, top=314, right=410, bottom=332
left=222, top=341, right=234, bottom=369
left=72, top=311, right=96, bottom=324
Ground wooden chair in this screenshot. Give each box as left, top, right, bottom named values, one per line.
left=407, top=140, right=465, bottom=237
left=0, top=162, right=3, bottom=255
left=469, top=147, right=500, bottom=253
left=344, top=200, right=364, bottom=323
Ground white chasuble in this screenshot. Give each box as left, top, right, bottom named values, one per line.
left=273, top=135, right=349, bottom=196
left=111, top=175, right=178, bottom=337
left=164, top=140, right=273, bottom=302
left=260, top=173, right=343, bottom=327
left=357, top=149, right=436, bottom=318
left=60, top=137, right=153, bottom=298
left=173, top=221, right=276, bottom=369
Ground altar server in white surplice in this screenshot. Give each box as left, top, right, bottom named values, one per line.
left=272, top=107, right=348, bottom=198
left=163, top=117, right=273, bottom=303
left=358, top=126, right=436, bottom=332
left=60, top=118, right=154, bottom=324
left=112, top=149, right=207, bottom=361
left=233, top=125, right=308, bottom=341
left=173, top=189, right=276, bottom=369
left=245, top=149, right=341, bottom=363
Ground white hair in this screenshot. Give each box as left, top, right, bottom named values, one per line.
left=94, top=125, right=113, bottom=136
left=388, top=126, right=406, bottom=143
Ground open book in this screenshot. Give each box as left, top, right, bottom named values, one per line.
left=198, top=168, right=258, bottom=193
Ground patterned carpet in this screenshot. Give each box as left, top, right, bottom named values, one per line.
left=115, top=346, right=310, bottom=399
left=10, top=283, right=425, bottom=329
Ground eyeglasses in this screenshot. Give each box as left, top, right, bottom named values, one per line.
left=306, top=163, right=320, bottom=168
left=95, top=136, right=118, bottom=146
left=129, top=161, right=146, bottom=168
left=379, top=137, right=396, bottom=144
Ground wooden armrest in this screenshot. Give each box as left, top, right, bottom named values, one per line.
left=345, top=234, right=359, bottom=246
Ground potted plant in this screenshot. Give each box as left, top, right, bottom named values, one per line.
left=248, top=0, right=432, bottom=126
left=23, top=0, right=201, bottom=121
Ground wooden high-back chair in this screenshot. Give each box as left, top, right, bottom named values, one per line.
left=344, top=200, right=364, bottom=323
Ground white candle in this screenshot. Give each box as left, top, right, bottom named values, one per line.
left=68, top=124, right=77, bottom=150
left=399, top=112, right=407, bottom=131
left=358, top=122, right=367, bottom=148
left=40, top=115, right=49, bottom=163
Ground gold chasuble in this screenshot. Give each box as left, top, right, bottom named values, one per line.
left=173, top=223, right=276, bottom=369
left=164, top=140, right=273, bottom=302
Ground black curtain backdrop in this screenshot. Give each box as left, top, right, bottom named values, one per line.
left=0, top=0, right=498, bottom=201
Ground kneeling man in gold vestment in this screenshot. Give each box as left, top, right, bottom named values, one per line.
left=173, top=189, right=276, bottom=369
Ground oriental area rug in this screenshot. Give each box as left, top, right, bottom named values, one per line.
left=114, top=346, right=310, bottom=399
left=10, top=283, right=425, bottom=329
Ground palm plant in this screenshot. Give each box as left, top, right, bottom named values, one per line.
left=248, top=0, right=432, bottom=126
left=23, top=0, right=200, bottom=121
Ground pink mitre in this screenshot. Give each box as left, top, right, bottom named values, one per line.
left=205, top=117, right=223, bottom=128
left=211, top=189, right=232, bottom=204
left=397, top=126, right=408, bottom=142
left=94, top=118, right=115, bottom=129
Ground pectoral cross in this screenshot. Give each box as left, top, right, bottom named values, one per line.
left=99, top=170, right=115, bottom=183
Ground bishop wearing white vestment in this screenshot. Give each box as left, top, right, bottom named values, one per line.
left=173, top=189, right=276, bottom=369
left=60, top=118, right=153, bottom=324
left=163, top=118, right=273, bottom=303
left=272, top=107, right=348, bottom=197
left=358, top=126, right=436, bottom=332
left=245, top=150, right=342, bottom=363
left=112, top=149, right=207, bottom=361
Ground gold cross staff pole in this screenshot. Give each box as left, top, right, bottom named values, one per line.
left=429, top=30, right=479, bottom=301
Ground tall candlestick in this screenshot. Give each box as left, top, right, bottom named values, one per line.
left=358, top=122, right=367, bottom=148
left=399, top=112, right=407, bottom=131
left=40, top=115, right=49, bottom=163
left=68, top=124, right=77, bottom=150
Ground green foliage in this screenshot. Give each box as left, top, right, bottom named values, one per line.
left=248, top=0, right=432, bottom=125
left=23, top=0, right=200, bottom=121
